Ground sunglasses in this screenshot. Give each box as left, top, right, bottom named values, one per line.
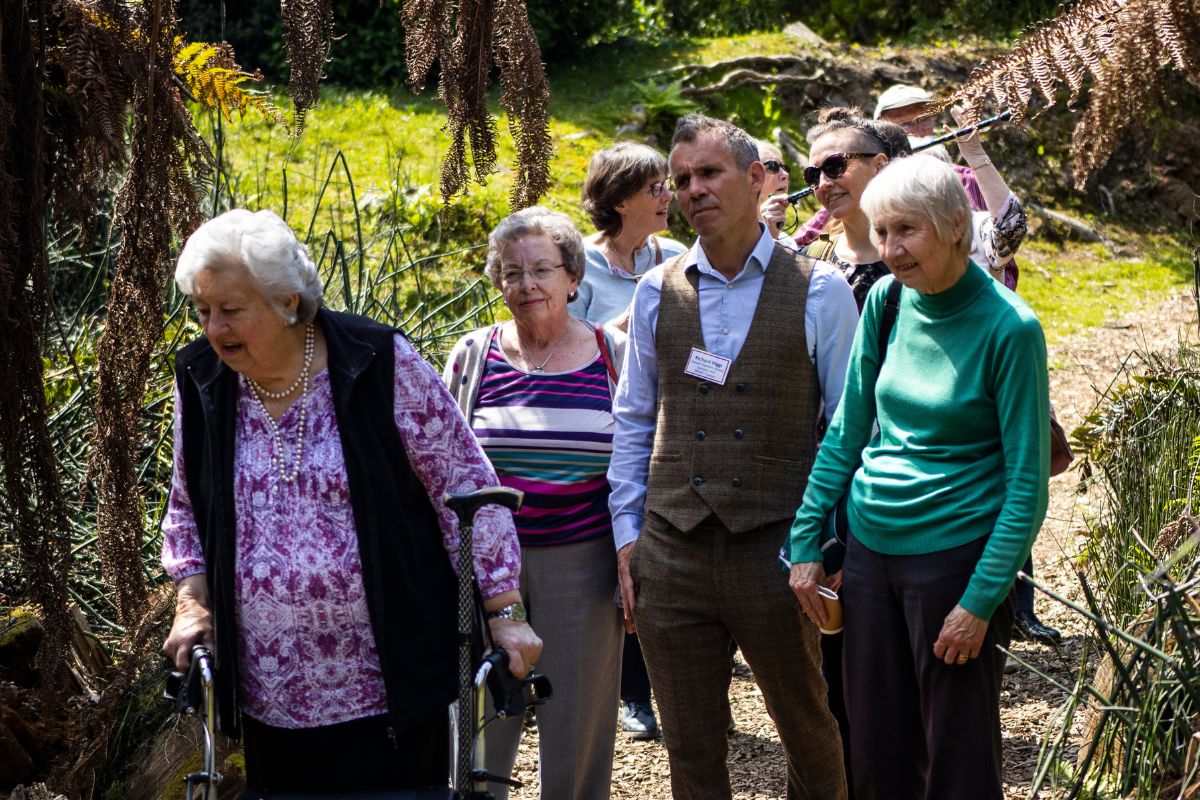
left=762, top=160, right=787, bottom=174
left=802, top=152, right=881, bottom=188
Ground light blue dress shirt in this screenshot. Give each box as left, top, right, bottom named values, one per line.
left=570, top=235, right=689, bottom=325
left=608, top=225, right=859, bottom=551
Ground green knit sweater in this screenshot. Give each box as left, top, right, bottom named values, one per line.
left=788, top=262, right=1050, bottom=619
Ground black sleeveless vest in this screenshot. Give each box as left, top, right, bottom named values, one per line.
left=175, top=308, right=458, bottom=739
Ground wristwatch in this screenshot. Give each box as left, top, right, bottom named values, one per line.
left=485, top=602, right=527, bottom=622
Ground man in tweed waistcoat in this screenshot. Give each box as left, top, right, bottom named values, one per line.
left=608, top=114, right=858, bottom=800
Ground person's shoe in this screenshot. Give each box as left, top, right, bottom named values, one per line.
left=1004, top=654, right=1021, bottom=674
left=1013, top=610, right=1062, bottom=646
left=619, top=700, right=660, bottom=740
left=727, top=710, right=737, bottom=735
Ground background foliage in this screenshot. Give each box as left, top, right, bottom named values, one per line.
left=176, top=0, right=1070, bottom=89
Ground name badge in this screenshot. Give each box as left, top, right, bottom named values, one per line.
left=684, top=347, right=732, bottom=385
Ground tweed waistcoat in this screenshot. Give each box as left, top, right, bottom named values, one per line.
left=645, top=244, right=820, bottom=534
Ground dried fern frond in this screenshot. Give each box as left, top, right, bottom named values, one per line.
left=0, top=0, right=76, bottom=696
left=494, top=0, right=553, bottom=208
left=441, top=0, right=499, bottom=197
left=281, top=0, right=334, bottom=133
left=175, top=40, right=287, bottom=126
left=404, top=0, right=552, bottom=207
left=403, top=0, right=446, bottom=94
left=88, top=0, right=203, bottom=625
left=942, top=0, right=1200, bottom=189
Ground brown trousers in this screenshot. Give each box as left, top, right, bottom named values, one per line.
left=631, top=513, right=847, bottom=800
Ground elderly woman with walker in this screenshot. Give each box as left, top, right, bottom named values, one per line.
left=161, top=208, right=541, bottom=795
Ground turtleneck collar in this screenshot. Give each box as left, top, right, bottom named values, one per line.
left=907, top=260, right=991, bottom=318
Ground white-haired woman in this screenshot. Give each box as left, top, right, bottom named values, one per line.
left=787, top=156, right=1050, bottom=799
left=160, top=208, right=541, bottom=794
left=445, top=206, right=626, bottom=800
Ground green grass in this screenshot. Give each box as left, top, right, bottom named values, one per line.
left=207, top=28, right=1195, bottom=351
left=1016, top=236, right=1194, bottom=346
left=209, top=29, right=802, bottom=234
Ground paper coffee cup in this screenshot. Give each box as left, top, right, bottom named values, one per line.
left=817, top=586, right=843, bottom=635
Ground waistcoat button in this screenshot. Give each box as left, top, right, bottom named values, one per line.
left=692, top=475, right=704, bottom=486
left=732, top=476, right=743, bottom=487
left=734, top=429, right=744, bottom=439
left=735, top=382, right=746, bottom=392
left=697, top=430, right=706, bottom=440
left=699, top=383, right=710, bottom=394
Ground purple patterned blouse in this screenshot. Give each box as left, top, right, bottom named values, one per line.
left=161, top=334, right=521, bottom=728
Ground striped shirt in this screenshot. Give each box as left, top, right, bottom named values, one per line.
left=472, top=331, right=615, bottom=547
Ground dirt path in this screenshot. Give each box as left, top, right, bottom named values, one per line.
left=507, top=289, right=1200, bottom=800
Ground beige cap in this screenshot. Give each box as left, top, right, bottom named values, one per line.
left=874, top=84, right=934, bottom=119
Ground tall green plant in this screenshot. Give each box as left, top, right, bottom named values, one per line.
left=1032, top=345, right=1200, bottom=798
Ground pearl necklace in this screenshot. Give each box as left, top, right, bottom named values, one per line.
left=247, top=322, right=315, bottom=483
left=247, top=323, right=315, bottom=399
left=514, top=320, right=571, bottom=374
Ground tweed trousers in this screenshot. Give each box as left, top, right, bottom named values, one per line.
left=631, top=512, right=847, bottom=800
left=484, top=535, right=623, bottom=800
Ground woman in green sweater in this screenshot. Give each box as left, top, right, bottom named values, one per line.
left=787, top=154, right=1049, bottom=799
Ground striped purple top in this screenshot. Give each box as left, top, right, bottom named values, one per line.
left=472, top=331, right=615, bottom=547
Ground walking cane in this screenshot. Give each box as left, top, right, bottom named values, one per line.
left=445, top=486, right=551, bottom=800
left=786, top=109, right=1014, bottom=204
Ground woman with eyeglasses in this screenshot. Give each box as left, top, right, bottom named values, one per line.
left=801, top=107, right=1024, bottom=310
left=444, top=206, right=627, bottom=800
left=757, top=140, right=799, bottom=249
left=574, top=142, right=688, bottom=328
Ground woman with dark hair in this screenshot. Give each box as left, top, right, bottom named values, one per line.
left=799, top=108, right=914, bottom=309
left=801, top=106, right=1024, bottom=310
left=574, top=141, right=688, bottom=327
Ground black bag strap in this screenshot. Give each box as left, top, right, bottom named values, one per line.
left=877, top=279, right=903, bottom=363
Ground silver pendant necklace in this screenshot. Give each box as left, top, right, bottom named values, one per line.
left=515, top=321, right=571, bottom=374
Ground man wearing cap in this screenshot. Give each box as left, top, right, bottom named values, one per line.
left=608, top=112, right=856, bottom=800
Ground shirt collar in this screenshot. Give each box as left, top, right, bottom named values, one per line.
left=684, top=222, right=775, bottom=279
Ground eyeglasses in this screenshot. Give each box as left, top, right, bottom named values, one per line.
left=762, top=160, right=787, bottom=174
left=500, top=264, right=565, bottom=287
left=802, top=152, right=881, bottom=188
left=648, top=178, right=670, bottom=198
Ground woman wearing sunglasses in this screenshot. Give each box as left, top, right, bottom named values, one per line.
left=757, top=140, right=799, bottom=249
left=801, top=107, right=1025, bottom=311
left=800, top=108, right=913, bottom=310
left=573, top=142, right=688, bottom=328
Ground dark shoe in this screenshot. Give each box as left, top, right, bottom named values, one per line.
left=1014, top=610, right=1062, bottom=646
left=619, top=700, right=660, bottom=740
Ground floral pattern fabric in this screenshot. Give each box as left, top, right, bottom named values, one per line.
left=162, top=334, right=520, bottom=728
